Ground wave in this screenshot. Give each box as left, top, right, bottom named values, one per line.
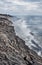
left=12, top=17, right=42, bottom=57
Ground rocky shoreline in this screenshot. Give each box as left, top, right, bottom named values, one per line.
left=0, top=14, right=42, bottom=65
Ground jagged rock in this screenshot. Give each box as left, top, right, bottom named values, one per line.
left=0, top=14, right=42, bottom=65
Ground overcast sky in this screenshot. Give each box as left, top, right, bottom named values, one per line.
left=0, top=0, right=42, bottom=15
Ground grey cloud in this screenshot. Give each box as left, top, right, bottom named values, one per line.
left=23, top=0, right=42, bottom=2
left=0, top=0, right=42, bottom=15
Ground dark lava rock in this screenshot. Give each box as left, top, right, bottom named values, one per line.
left=0, top=14, right=42, bottom=65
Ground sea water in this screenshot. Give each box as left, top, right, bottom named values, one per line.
left=12, top=15, right=42, bottom=57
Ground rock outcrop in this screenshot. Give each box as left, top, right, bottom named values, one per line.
left=0, top=14, right=42, bottom=65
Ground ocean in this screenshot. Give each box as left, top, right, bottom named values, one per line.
left=12, top=15, right=42, bottom=57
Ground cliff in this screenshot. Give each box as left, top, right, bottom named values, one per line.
left=0, top=14, right=42, bottom=65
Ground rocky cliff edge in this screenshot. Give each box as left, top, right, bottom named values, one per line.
left=0, top=14, right=42, bottom=65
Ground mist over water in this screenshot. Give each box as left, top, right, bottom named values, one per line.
left=12, top=15, right=42, bottom=57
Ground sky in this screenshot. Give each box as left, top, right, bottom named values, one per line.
left=0, top=0, right=42, bottom=15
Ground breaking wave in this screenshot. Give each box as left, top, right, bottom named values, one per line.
left=12, top=16, right=42, bottom=57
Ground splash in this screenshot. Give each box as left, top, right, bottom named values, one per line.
left=12, top=17, right=42, bottom=57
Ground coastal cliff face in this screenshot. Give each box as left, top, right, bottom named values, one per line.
left=0, top=14, right=42, bottom=65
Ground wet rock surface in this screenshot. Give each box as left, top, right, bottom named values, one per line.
left=0, top=14, right=42, bottom=65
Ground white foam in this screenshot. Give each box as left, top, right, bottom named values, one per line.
left=13, top=19, right=34, bottom=46
left=13, top=19, right=31, bottom=37
left=12, top=18, right=42, bottom=57
left=38, top=51, right=41, bottom=56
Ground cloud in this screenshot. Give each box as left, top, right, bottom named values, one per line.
left=0, top=0, right=42, bottom=15
left=23, top=0, right=42, bottom=2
